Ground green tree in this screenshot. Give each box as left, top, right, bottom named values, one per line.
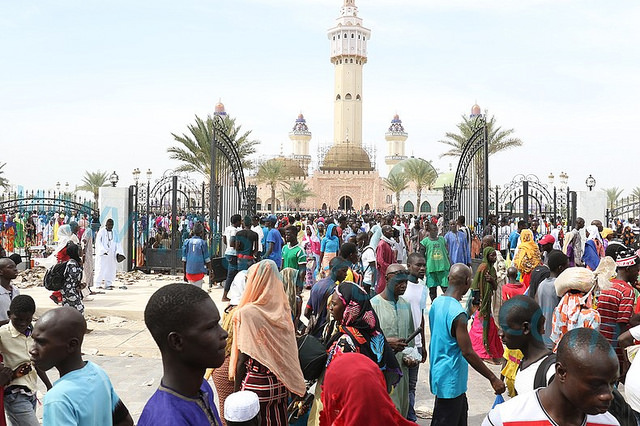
left=284, top=181, right=313, bottom=211
left=0, top=163, right=8, bottom=190
left=77, top=170, right=110, bottom=201
left=168, top=115, right=260, bottom=177
left=603, top=187, right=624, bottom=211
left=383, top=173, right=409, bottom=213
left=438, top=113, right=523, bottom=158
left=402, top=158, right=437, bottom=216
left=256, top=159, right=287, bottom=213
left=631, top=186, right=640, bottom=200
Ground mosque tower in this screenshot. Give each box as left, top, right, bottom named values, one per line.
left=289, top=113, right=312, bottom=172
left=384, top=114, right=408, bottom=175
left=214, top=99, right=227, bottom=117
left=320, top=0, right=374, bottom=172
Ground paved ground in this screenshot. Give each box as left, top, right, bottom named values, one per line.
left=20, top=275, right=502, bottom=425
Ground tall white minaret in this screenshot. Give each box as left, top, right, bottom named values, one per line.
left=328, top=0, right=370, bottom=148
left=289, top=113, right=312, bottom=172
left=385, top=114, right=408, bottom=175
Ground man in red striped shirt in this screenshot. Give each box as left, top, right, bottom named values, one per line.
left=597, top=247, right=639, bottom=371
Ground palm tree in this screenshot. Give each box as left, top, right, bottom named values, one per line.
left=603, top=187, right=624, bottom=211
left=402, top=158, right=437, bottom=216
left=438, top=113, right=523, bottom=158
left=256, top=159, right=287, bottom=213
left=631, top=186, right=640, bottom=200
left=77, top=170, right=110, bottom=201
left=168, top=114, right=260, bottom=177
left=383, top=173, right=409, bottom=212
left=284, top=181, right=313, bottom=211
left=0, top=163, right=8, bottom=190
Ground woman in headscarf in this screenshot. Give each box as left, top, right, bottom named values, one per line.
left=307, top=281, right=401, bottom=426
left=210, top=269, right=247, bottom=426
left=469, top=247, right=503, bottom=363
left=61, top=242, right=84, bottom=314
left=230, top=260, right=306, bottom=426
left=324, top=281, right=400, bottom=387
left=550, top=266, right=601, bottom=352
left=583, top=225, right=604, bottom=271
left=318, top=224, right=340, bottom=279
left=319, top=353, right=414, bottom=426
left=513, top=229, right=541, bottom=288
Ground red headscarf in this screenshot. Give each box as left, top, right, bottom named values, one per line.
left=319, top=353, right=413, bottom=426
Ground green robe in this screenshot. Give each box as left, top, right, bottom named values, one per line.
left=15, top=219, right=25, bottom=249
left=370, top=295, right=414, bottom=418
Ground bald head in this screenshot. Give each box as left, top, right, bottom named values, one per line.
left=386, top=263, right=405, bottom=275
left=481, top=235, right=495, bottom=249
left=557, top=327, right=617, bottom=371
left=0, top=258, right=16, bottom=269
left=448, top=263, right=471, bottom=289
left=38, top=307, right=87, bottom=343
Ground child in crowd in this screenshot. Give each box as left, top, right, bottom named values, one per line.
left=224, top=391, right=261, bottom=426
left=0, top=295, right=52, bottom=426
left=502, top=266, right=525, bottom=301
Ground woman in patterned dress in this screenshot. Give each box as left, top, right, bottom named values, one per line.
left=61, top=242, right=84, bottom=314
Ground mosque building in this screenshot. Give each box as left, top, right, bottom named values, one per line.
left=249, top=0, right=451, bottom=213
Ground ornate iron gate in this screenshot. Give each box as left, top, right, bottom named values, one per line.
left=442, top=114, right=488, bottom=231
left=0, top=189, right=98, bottom=217
left=606, top=196, right=640, bottom=227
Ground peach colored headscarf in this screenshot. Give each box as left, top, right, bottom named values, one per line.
left=229, top=260, right=306, bottom=397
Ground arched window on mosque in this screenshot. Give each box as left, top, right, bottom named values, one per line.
left=345, top=93, right=352, bottom=100
left=420, top=201, right=431, bottom=213
left=403, top=201, right=414, bottom=213
left=356, top=94, right=361, bottom=100
left=437, top=202, right=445, bottom=213
left=336, top=94, right=341, bottom=100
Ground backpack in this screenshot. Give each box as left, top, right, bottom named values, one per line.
left=43, top=262, right=68, bottom=291
left=296, top=334, right=327, bottom=381
left=533, top=353, right=556, bottom=389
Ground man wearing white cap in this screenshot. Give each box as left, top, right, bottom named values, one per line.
left=224, top=391, right=260, bottom=426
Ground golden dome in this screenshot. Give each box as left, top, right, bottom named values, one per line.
left=320, top=144, right=373, bottom=172
left=265, top=157, right=307, bottom=178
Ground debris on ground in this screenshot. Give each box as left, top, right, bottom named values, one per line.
left=16, top=268, right=45, bottom=288
left=141, top=378, right=154, bottom=387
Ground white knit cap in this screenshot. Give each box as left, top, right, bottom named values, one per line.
left=224, top=391, right=260, bottom=422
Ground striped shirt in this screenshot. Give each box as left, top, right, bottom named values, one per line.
left=482, top=389, right=620, bottom=426
left=597, top=279, right=634, bottom=364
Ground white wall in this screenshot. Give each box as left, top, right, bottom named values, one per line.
left=98, top=186, right=130, bottom=272
left=576, top=190, right=607, bottom=223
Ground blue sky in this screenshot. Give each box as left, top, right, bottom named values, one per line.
left=1, top=0, right=639, bottom=195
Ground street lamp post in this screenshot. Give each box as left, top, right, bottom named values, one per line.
left=109, top=171, right=119, bottom=187
left=146, top=169, right=152, bottom=243
left=585, top=174, right=596, bottom=191
left=132, top=168, right=140, bottom=268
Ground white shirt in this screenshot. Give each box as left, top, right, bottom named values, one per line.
left=360, top=245, right=376, bottom=285
left=224, top=225, right=239, bottom=256
left=400, top=278, right=427, bottom=349
left=251, top=225, right=264, bottom=252
left=514, top=354, right=556, bottom=395
left=483, top=388, right=620, bottom=426
left=625, top=325, right=640, bottom=412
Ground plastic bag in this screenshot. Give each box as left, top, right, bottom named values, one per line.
left=492, top=394, right=505, bottom=408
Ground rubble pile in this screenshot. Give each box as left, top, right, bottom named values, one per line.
left=16, top=268, right=46, bottom=288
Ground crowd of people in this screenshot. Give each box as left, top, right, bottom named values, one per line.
left=0, top=208, right=638, bottom=424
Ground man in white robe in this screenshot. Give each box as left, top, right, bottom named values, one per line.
left=94, top=219, right=124, bottom=290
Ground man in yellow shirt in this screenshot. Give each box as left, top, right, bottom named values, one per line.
left=0, top=295, right=52, bottom=425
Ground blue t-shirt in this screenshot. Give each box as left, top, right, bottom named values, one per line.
left=43, top=361, right=122, bottom=425
left=320, top=237, right=340, bottom=255
left=139, top=379, right=222, bottom=426
left=265, top=228, right=283, bottom=268
left=182, top=237, right=210, bottom=275
left=509, top=230, right=520, bottom=250
left=428, top=295, right=468, bottom=399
